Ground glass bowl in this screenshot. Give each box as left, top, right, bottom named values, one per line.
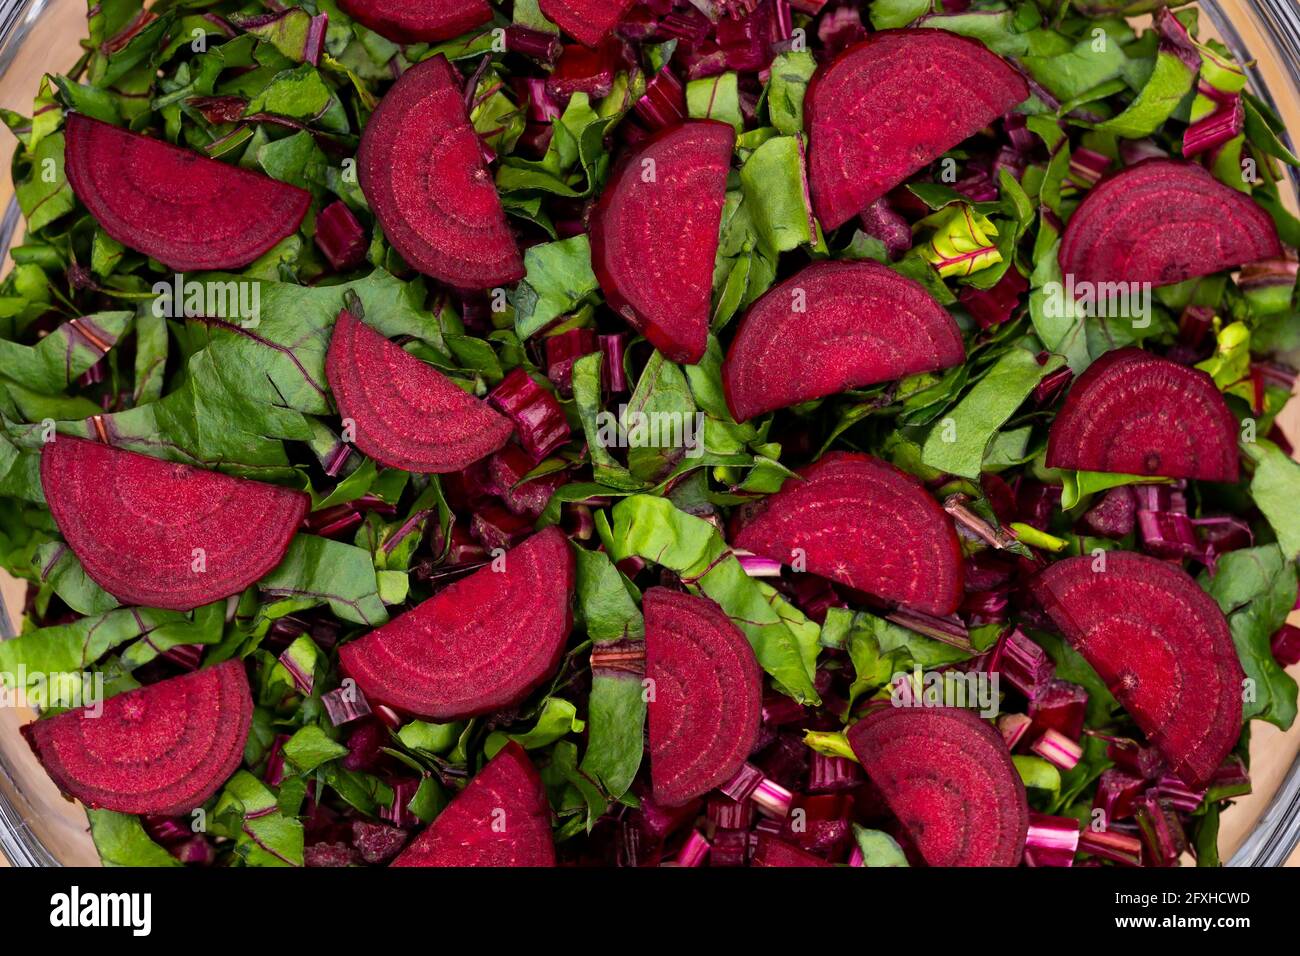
left=0, top=0, right=1298, bottom=868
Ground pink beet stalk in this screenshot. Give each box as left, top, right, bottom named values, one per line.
left=488, top=368, right=571, bottom=461
left=315, top=200, right=368, bottom=271
left=1206, top=756, right=1252, bottom=802
left=634, top=67, right=687, bottom=130
left=1183, top=95, right=1244, bottom=158
left=1023, top=813, right=1081, bottom=867
left=1157, top=773, right=1206, bottom=814
left=1135, top=793, right=1186, bottom=867
left=997, top=712, right=1032, bottom=750
left=1067, top=147, right=1111, bottom=188
left=673, top=830, right=712, bottom=867
left=995, top=627, right=1055, bottom=700
left=1031, top=728, right=1083, bottom=771
left=322, top=684, right=372, bottom=726
left=600, top=333, right=629, bottom=392
left=505, top=25, right=562, bottom=64
left=751, top=778, right=794, bottom=818
left=1078, top=827, right=1143, bottom=866
left=1093, top=768, right=1147, bottom=822
left=736, top=550, right=783, bottom=577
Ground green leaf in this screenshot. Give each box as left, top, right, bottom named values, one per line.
left=16, top=132, right=74, bottom=234
left=256, top=534, right=387, bottom=626
left=1060, top=470, right=1168, bottom=510
left=766, top=51, right=817, bottom=136
left=216, top=770, right=304, bottom=867
left=573, top=544, right=643, bottom=643
left=686, top=72, right=742, bottom=131
left=397, top=719, right=463, bottom=755
left=1014, top=754, right=1062, bottom=792
left=1244, top=441, right=1300, bottom=562
left=513, top=236, right=600, bottom=340
left=87, top=809, right=181, bottom=867
left=0, top=312, right=132, bottom=395
left=611, top=494, right=819, bottom=703
left=283, top=723, right=348, bottom=773
left=485, top=697, right=584, bottom=755
left=623, top=351, right=698, bottom=481
left=738, top=134, right=815, bottom=255
left=921, top=347, right=1062, bottom=479
left=852, top=825, right=910, bottom=867
left=1095, top=47, right=1196, bottom=139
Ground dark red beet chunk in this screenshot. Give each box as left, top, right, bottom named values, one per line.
left=591, top=121, right=734, bottom=364
left=357, top=55, right=523, bottom=289
left=339, top=528, right=574, bottom=720
left=326, top=309, right=513, bottom=473
left=539, top=0, right=635, bottom=48
left=734, top=452, right=964, bottom=616
left=315, top=200, right=368, bottom=271
left=806, top=30, right=1028, bottom=230
left=1058, top=159, right=1281, bottom=289
left=40, top=436, right=308, bottom=611
left=392, top=742, right=555, bottom=866
left=64, top=114, right=309, bottom=271
left=1046, top=348, right=1239, bottom=482
left=645, top=588, right=762, bottom=807
left=723, top=260, right=965, bottom=421
left=338, top=0, right=491, bottom=44
left=1032, top=552, right=1244, bottom=789
left=22, top=661, right=253, bottom=815
left=751, top=833, right=831, bottom=867
left=847, top=706, right=1029, bottom=867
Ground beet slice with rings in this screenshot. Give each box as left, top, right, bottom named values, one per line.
left=723, top=259, right=965, bottom=421
left=539, top=0, right=635, bottom=48
left=590, top=121, right=734, bottom=364
left=733, top=452, right=964, bottom=616
left=645, top=588, right=763, bottom=807
left=846, top=706, right=1028, bottom=867
left=1045, top=347, right=1240, bottom=482
left=806, top=30, right=1029, bottom=230
left=326, top=308, right=513, bottom=473
left=337, top=0, right=491, bottom=44
left=392, top=742, right=554, bottom=866
left=63, top=114, right=310, bottom=271
left=339, top=527, right=574, bottom=720
left=40, top=436, right=309, bottom=611
left=21, top=661, right=253, bottom=815
left=1058, top=159, right=1282, bottom=289
left=1032, top=552, right=1244, bottom=789
left=357, top=54, right=524, bottom=289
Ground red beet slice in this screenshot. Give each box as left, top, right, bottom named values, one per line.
left=339, top=528, right=574, bottom=719
left=40, top=436, right=309, bottom=611
left=591, top=121, right=734, bottom=364
left=1045, top=347, right=1239, bottom=482
left=1031, top=552, right=1244, bottom=789
left=337, top=0, right=491, bottom=44
left=21, top=661, right=252, bottom=815
left=357, top=55, right=523, bottom=289
left=392, top=742, right=554, bottom=866
left=64, top=114, right=310, bottom=271
left=539, top=0, right=634, bottom=48
left=723, top=260, right=965, bottom=421
left=645, top=588, right=762, bottom=807
left=751, top=834, right=832, bottom=867
left=326, top=309, right=512, bottom=473
left=1058, top=159, right=1282, bottom=289
left=806, top=30, right=1028, bottom=230
left=733, top=452, right=963, bottom=615
left=847, top=706, right=1028, bottom=867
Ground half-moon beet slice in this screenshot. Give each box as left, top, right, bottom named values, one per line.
left=326, top=309, right=512, bottom=472
left=806, top=30, right=1028, bottom=230
left=645, top=588, right=762, bottom=807
left=41, top=436, right=309, bottom=611
left=337, top=0, right=491, bottom=44
left=723, top=260, right=965, bottom=421
left=339, top=527, right=574, bottom=719
left=733, top=452, right=963, bottom=615
left=358, top=55, right=523, bottom=289
left=1058, top=159, right=1282, bottom=289
left=1031, top=552, right=1244, bottom=789
left=539, top=0, right=634, bottom=47
left=847, top=706, right=1028, bottom=867
left=21, top=661, right=252, bottom=815
left=1045, top=347, right=1239, bottom=482
left=392, top=742, right=554, bottom=866
left=590, top=121, right=734, bottom=364
left=64, top=114, right=310, bottom=271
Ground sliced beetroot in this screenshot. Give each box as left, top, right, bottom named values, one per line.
left=339, top=527, right=574, bottom=719
left=733, top=452, right=964, bottom=616
left=847, top=706, right=1028, bottom=867
left=591, top=121, right=734, bottom=364
left=539, top=0, right=634, bottom=48
left=723, top=260, right=965, bottom=421
left=645, top=588, right=763, bottom=807
left=1058, top=159, right=1282, bottom=289
left=1031, top=552, right=1245, bottom=789
left=392, top=742, right=554, bottom=866
left=357, top=55, right=523, bottom=289
left=63, top=114, right=309, bottom=271
left=337, top=0, right=491, bottom=43
left=22, top=661, right=252, bottom=815
left=326, top=309, right=513, bottom=473
left=1045, top=347, right=1239, bottom=482
left=806, top=30, right=1028, bottom=230
left=40, top=436, right=308, bottom=611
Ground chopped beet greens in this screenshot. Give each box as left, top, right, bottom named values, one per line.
left=0, top=0, right=1298, bottom=869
